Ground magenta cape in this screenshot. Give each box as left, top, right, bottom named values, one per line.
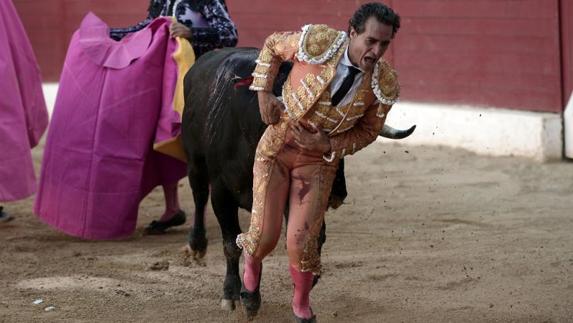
left=35, top=13, right=186, bottom=239
left=0, top=0, right=49, bottom=202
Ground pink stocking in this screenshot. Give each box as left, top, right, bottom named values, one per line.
left=160, top=182, right=180, bottom=221
left=243, top=253, right=262, bottom=291
left=290, top=265, right=314, bottom=319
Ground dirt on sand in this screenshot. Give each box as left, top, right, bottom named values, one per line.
left=1, top=142, right=573, bottom=322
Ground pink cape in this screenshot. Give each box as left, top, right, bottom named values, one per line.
left=0, top=0, right=49, bottom=202
left=34, top=13, right=186, bottom=239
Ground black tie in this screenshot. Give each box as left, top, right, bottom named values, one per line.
left=331, top=65, right=361, bottom=106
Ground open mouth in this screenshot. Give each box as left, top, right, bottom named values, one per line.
left=364, top=57, right=375, bottom=65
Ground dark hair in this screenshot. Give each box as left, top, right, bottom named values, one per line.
left=348, top=2, right=400, bottom=38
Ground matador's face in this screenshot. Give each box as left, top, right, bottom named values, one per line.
left=348, top=17, right=394, bottom=72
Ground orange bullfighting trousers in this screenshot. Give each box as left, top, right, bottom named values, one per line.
left=237, top=127, right=338, bottom=274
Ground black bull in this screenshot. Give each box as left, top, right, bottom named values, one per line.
left=180, top=47, right=414, bottom=310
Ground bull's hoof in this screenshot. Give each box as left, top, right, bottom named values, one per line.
left=183, top=245, right=207, bottom=261
left=181, top=245, right=207, bottom=267
left=221, top=299, right=236, bottom=311
left=188, top=228, right=208, bottom=259
left=190, top=247, right=207, bottom=260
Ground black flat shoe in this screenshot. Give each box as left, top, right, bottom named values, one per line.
left=144, top=210, right=186, bottom=235
left=240, top=263, right=262, bottom=320
left=0, top=207, right=14, bottom=223
left=294, top=314, right=316, bottom=323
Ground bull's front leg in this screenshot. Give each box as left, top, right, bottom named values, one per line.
left=210, top=181, right=243, bottom=311
left=186, top=158, right=209, bottom=259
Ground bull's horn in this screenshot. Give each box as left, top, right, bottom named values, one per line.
left=379, top=124, right=416, bottom=139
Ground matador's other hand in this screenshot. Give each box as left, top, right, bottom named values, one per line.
left=170, top=22, right=192, bottom=39
left=257, top=91, right=284, bottom=125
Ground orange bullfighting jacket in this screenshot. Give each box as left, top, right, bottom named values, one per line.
left=249, top=24, right=400, bottom=163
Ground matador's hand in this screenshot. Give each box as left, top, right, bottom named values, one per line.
left=170, top=22, right=192, bottom=39
left=257, top=91, right=284, bottom=125
left=290, top=120, right=331, bottom=153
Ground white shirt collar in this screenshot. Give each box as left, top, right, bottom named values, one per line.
left=341, top=46, right=364, bottom=73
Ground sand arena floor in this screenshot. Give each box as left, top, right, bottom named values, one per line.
left=1, top=141, right=572, bottom=322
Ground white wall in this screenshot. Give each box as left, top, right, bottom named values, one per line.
left=383, top=101, right=563, bottom=162
left=44, top=84, right=565, bottom=161
left=564, top=92, right=573, bottom=159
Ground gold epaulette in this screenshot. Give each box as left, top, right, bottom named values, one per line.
left=296, top=24, right=347, bottom=64
left=372, top=59, right=399, bottom=106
